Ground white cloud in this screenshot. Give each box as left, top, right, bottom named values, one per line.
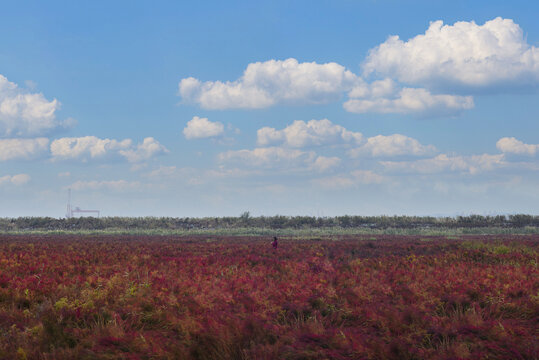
left=348, top=134, right=437, bottom=157
left=348, top=78, right=397, bottom=99
left=256, top=127, right=283, bottom=146
left=257, top=119, right=362, bottom=147
left=0, top=138, right=49, bottom=161
left=119, top=137, right=169, bottom=162
left=344, top=87, right=474, bottom=116
left=496, top=137, right=538, bottom=156
left=218, top=146, right=316, bottom=169
left=51, top=136, right=167, bottom=163
left=312, top=156, right=341, bottom=172
left=69, top=180, right=141, bottom=191
left=179, top=58, right=358, bottom=109
left=51, top=136, right=132, bottom=161
left=219, top=147, right=340, bottom=174
left=218, top=147, right=315, bottom=167
left=0, top=74, right=69, bottom=137
left=0, top=173, right=30, bottom=186
left=362, top=17, right=539, bottom=91
left=183, top=116, right=224, bottom=139
left=381, top=153, right=506, bottom=174
left=10, top=173, right=31, bottom=185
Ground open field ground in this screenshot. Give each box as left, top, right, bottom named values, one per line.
left=0, top=235, right=537, bottom=359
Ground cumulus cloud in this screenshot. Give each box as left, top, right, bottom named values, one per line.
left=183, top=116, right=224, bottom=139
left=257, top=119, right=362, bottom=147
left=362, top=17, right=539, bottom=91
left=348, top=134, right=437, bottom=157
left=179, top=58, right=358, bottom=109
left=312, top=156, right=341, bottom=172
left=496, top=137, right=538, bottom=156
left=51, top=136, right=132, bottom=161
left=0, top=138, right=49, bottom=161
left=50, top=136, right=167, bottom=163
left=119, top=137, right=169, bottom=162
left=344, top=87, right=474, bottom=116
left=176, top=17, right=536, bottom=118
left=0, top=173, right=30, bottom=186
left=0, top=74, right=70, bottom=137
left=381, top=153, right=506, bottom=174
left=69, top=180, right=141, bottom=191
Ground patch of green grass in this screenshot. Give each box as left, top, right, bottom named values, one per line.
left=1, top=226, right=537, bottom=237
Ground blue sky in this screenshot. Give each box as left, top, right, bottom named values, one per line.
left=0, top=0, right=538, bottom=217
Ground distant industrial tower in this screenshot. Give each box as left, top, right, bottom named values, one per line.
left=66, top=189, right=100, bottom=218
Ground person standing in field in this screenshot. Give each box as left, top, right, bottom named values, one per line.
left=272, top=236, right=278, bottom=249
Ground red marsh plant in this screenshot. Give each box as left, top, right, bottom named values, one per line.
left=0, top=234, right=536, bottom=359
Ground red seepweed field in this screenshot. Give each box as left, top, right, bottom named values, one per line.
left=0, top=234, right=537, bottom=359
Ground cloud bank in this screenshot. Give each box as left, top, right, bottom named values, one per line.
left=381, top=153, right=506, bottom=174
left=50, top=136, right=167, bottom=163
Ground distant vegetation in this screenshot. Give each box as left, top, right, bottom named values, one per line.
left=0, top=214, right=537, bottom=235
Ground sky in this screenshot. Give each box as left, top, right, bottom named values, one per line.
left=0, top=0, right=538, bottom=218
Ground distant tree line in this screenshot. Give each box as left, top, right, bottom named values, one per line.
left=0, top=214, right=537, bottom=231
